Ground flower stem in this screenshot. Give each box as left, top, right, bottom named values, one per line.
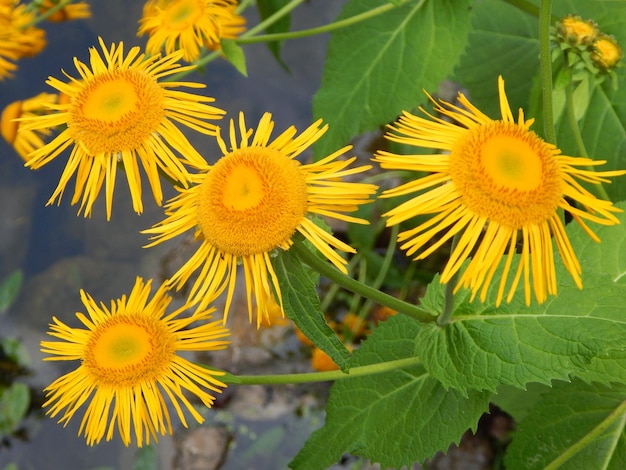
left=564, top=71, right=611, bottom=201
left=236, top=0, right=411, bottom=45
left=545, top=399, right=626, bottom=470
left=291, top=239, right=436, bottom=323
left=23, top=0, right=72, bottom=27
left=539, top=0, right=557, bottom=145
left=437, top=233, right=460, bottom=327
left=222, top=356, right=421, bottom=385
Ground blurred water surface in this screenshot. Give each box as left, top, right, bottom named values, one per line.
left=0, top=1, right=347, bottom=468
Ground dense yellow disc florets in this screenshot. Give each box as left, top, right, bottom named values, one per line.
left=71, top=70, right=165, bottom=154
left=198, top=147, right=309, bottom=256
left=451, top=121, right=563, bottom=228
left=558, top=15, right=598, bottom=46
left=591, top=34, right=623, bottom=70
left=84, top=315, right=176, bottom=387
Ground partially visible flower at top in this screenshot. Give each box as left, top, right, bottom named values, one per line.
left=20, top=37, right=225, bottom=220
left=0, top=0, right=47, bottom=80
left=41, top=277, right=230, bottom=447
left=373, top=76, right=625, bottom=307
left=556, top=14, right=598, bottom=47
left=38, top=0, right=91, bottom=22
left=138, top=0, right=246, bottom=62
left=1, top=92, right=59, bottom=161
left=591, top=33, right=623, bottom=71
left=143, top=112, right=378, bottom=326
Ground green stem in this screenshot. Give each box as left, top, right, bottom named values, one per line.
left=437, top=234, right=460, bottom=327
left=360, top=223, right=399, bottom=316
left=292, top=239, right=435, bottom=323
left=22, top=0, right=73, bottom=27
left=539, top=0, right=557, bottom=145
left=564, top=71, right=611, bottom=200
left=545, top=400, right=626, bottom=470
left=167, top=0, right=307, bottom=81
left=222, top=356, right=421, bottom=385
left=236, top=0, right=410, bottom=45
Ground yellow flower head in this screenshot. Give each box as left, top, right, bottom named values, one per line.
left=138, top=0, right=246, bottom=62
left=41, top=277, right=230, bottom=447
left=591, top=34, right=623, bottom=71
left=373, top=76, right=625, bottom=307
left=39, top=0, right=91, bottom=22
left=557, top=14, right=599, bottom=47
left=1, top=92, right=59, bottom=162
left=20, top=37, right=225, bottom=220
left=144, top=112, right=377, bottom=326
left=0, top=0, right=47, bottom=79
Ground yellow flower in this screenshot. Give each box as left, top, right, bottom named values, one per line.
left=39, top=0, right=91, bottom=22
left=1, top=92, right=58, bottom=162
left=20, top=37, right=225, bottom=220
left=373, top=76, right=625, bottom=306
left=41, top=277, right=230, bottom=447
left=0, top=0, right=47, bottom=80
left=144, top=112, right=377, bottom=326
left=138, top=0, right=246, bottom=62
left=557, top=14, right=598, bottom=46
left=591, top=34, right=623, bottom=71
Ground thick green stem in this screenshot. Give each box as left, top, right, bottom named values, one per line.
left=236, top=0, right=411, bottom=45
left=222, top=356, right=421, bottom=385
left=437, top=234, right=460, bottom=327
left=564, top=73, right=611, bottom=201
left=545, top=400, right=626, bottom=470
left=291, top=239, right=435, bottom=323
left=539, top=0, right=556, bottom=145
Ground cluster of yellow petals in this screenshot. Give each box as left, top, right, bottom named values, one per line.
left=144, top=112, right=377, bottom=326
left=41, top=277, right=230, bottom=447
left=375, top=76, right=625, bottom=306
left=138, top=0, right=246, bottom=61
left=20, top=37, right=225, bottom=219
left=38, top=0, right=91, bottom=22
left=0, top=0, right=47, bottom=80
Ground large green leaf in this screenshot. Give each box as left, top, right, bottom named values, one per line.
left=451, top=0, right=539, bottom=119
left=415, top=203, right=626, bottom=392
left=290, top=314, right=491, bottom=469
left=312, top=0, right=472, bottom=159
left=505, top=380, right=626, bottom=470
left=272, top=247, right=351, bottom=371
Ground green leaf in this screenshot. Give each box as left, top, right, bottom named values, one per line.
left=0, top=382, right=29, bottom=437
left=505, top=380, right=626, bottom=470
left=221, top=39, right=247, bottom=76
left=0, top=271, right=22, bottom=314
left=272, top=248, right=351, bottom=371
left=416, top=205, right=626, bottom=392
left=451, top=0, right=539, bottom=119
left=567, top=201, right=626, bottom=284
left=312, top=0, right=472, bottom=159
left=256, top=0, right=291, bottom=67
left=290, top=314, right=491, bottom=469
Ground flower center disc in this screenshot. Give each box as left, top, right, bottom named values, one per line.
left=70, top=70, right=165, bottom=154
left=450, top=122, right=563, bottom=228
left=84, top=316, right=175, bottom=386
left=164, top=0, right=204, bottom=30
left=198, top=148, right=309, bottom=256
